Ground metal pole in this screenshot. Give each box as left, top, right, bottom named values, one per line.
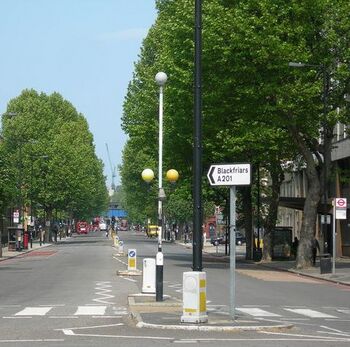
left=156, top=84, right=164, bottom=302
left=257, top=163, right=260, bottom=251
left=229, top=186, right=236, bottom=319
left=193, top=0, right=202, bottom=272
left=332, top=199, right=336, bottom=274
left=322, top=67, right=329, bottom=253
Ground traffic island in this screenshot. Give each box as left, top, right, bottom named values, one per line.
left=128, top=294, right=294, bottom=332
left=117, top=269, right=142, bottom=276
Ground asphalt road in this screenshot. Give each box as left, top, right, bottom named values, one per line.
left=0, top=230, right=349, bottom=346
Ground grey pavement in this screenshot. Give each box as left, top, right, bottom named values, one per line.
left=3, top=235, right=350, bottom=334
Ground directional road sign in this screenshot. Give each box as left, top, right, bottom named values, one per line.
left=207, top=163, right=251, bottom=186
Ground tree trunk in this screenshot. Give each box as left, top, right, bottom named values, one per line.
left=262, top=164, right=284, bottom=262
left=242, top=186, right=253, bottom=260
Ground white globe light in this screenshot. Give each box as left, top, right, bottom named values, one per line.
left=155, top=72, right=168, bottom=86
left=141, top=168, right=155, bottom=183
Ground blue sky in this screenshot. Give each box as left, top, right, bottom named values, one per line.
left=0, top=0, right=157, bottom=187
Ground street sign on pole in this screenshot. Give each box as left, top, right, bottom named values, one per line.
left=335, top=198, right=347, bottom=220
left=206, top=162, right=251, bottom=320
left=207, top=163, right=251, bottom=186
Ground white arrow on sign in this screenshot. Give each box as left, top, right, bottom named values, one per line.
left=207, top=163, right=251, bottom=186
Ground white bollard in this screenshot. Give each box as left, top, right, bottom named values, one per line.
left=181, top=271, right=208, bottom=323
left=118, top=240, right=124, bottom=254
left=142, top=258, right=156, bottom=294
left=113, top=235, right=119, bottom=247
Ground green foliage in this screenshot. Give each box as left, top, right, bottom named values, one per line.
left=1, top=89, right=108, bottom=220
left=120, top=0, right=350, bottom=242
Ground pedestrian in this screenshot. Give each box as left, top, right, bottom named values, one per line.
left=292, top=237, right=299, bottom=259
left=311, top=237, right=320, bottom=266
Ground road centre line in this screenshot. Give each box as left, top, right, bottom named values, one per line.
left=259, top=330, right=350, bottom=341
left=49, top=316, right=78, bottom=319
left=318, top=331, right=350, bottom=338
left=0, top=339, right=65, bottom=343
left=58, top=323, right=124, bottom=330
left=320, top=325, right=347, bottom=333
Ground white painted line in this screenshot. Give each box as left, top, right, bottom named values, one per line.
left=49, top=316, right=79, bottom=319
left=320, top=325, right=345, bottom=333
left=62, top=329, right=75, bottom=336
left=337, top=309, right=350, bottom=314
left=3, top=316, right=32, bottom=319
left=15, top=307, right=53, bottom=316
left=236, top=308, right=281, bottom=317
left=259, top=330, right=350, bottom=341
left=92, top=316, right=123, bottom=319
left=39, top=304, right=65, bottom=307
left=58, top=323, right=125, bottom=331
left=284, top=308, right=337, bottom=318
left=0, top=339, right=64, bottom=343
left=120, top=276, right=137, bottom=282
left=74, top=306, right=107, bottom=316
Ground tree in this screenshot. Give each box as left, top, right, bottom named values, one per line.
left=1, top=89, right=108, bottom=230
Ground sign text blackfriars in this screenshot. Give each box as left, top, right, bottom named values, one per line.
left=207, top=163, right=251, bottom=186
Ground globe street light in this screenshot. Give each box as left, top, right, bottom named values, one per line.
left=141, top=166, right=179, bottom=301
left=154, top=71, right=168, bottom=301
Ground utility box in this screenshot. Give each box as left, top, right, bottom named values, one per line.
left=320, top=254, right=332, bottom=274
left=181, top=271, right=208, bottom=323
left=142, top=258, right=156, bottom=294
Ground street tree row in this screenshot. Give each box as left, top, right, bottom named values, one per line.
left=0, top=89, right=109, bottom=228
left=120, top=0, right=350, bottom=268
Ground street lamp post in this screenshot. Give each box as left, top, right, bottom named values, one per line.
left=142, top=167, right=179, bottom=301
left=289, top=62, right=330, bottom=253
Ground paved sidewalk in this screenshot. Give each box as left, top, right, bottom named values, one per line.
left=0, top=239, right=68, bottom=261
left=200, top=242, right=350, bottom=286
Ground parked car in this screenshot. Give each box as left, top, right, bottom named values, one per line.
left=210, top=232, right=246, bottom=246
left=99, top=221, right=107, bottom=231
left=77, top=221, right=88, bottom=234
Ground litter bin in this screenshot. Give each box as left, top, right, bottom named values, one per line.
left=253, top=248, right=262, bottom=262
left=319, top=253, right=331, bottom=274
left=23, top=232, right=29, bottom=249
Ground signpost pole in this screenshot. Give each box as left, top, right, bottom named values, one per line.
left=332, top=199, right=336, bottom=274
left=229, top=185, right=236, bottom=319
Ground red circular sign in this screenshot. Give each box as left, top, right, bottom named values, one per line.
left=337, top=198, right=346, bottom=207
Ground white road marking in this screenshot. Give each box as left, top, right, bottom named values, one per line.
left=0, top=339, right=64, bottom=343
left=39, top=304, right=65, bottom=307
left=284, top=308, right=337, bottom=318
left=236, top=307, right=281, bottom=317
left=337, top=309, right=350, bottom=314
left=74, top=306, right=107, bottom=316
left=93, top=281, right=115, bottom=304
left=15, top=307, right=53, bottom=316
left=259, top=330, right=350, bottom=341
left=120, top=276, right=137, bottom=282
left=113, top=257, right=127, bottom=265
left=49, top=316, right=79, bottom=319
left=3, top=316, right=32, bottom=319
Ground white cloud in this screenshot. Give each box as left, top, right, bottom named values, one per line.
left=97, top=28, right=149, bottom=42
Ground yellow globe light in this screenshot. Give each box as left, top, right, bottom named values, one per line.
left=166, top=169, right=179, bottom=183
left=141, top=168, right=155, bottom=183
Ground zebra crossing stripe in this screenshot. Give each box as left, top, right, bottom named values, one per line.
left=236, top=307, right=281, bottom=317
left=74, top=306, right=107, bottom=316
left=284, top=308, right=338, bottom=318
left=15, top=307, right=53, bottom=316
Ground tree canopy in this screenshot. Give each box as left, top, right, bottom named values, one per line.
left=1, top=89, right=108, bottom=221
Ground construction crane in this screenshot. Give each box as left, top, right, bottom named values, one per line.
left=105, top=143, right=116, bottom=192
